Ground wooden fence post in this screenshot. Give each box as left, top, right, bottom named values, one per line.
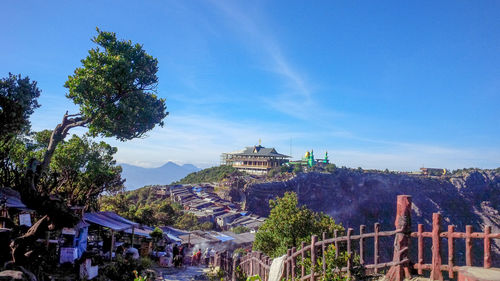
left=447, top=225, right=455, bottom=278
left=430, top=213, right=443, bottom=281
left=374, top=223, right=380, bottom=274
left=322, top=232, right=326, bottom=278
left=250, top=252, right=253, bottom=276
left=417, top=224, right=423, bottom=275
left=257, top=251, right=263, bottom=279
left=287, top=249, right=291, bottom=280
left=291, top=247, right=296, bottom=281
left=311, top=235, right=317, bottom=281
left=465, top=225, right=472, bottom=266
left=359, top=225, right=365, bottom=266
left=386, top=195, right=412, bottom=281
left=301, top=241, right=306, bottom=278
left=334, top=230, right=339, bottom=258
left=232, top=255, right=239, bottom=281
left=347, top=228, right=353, bottom=277
left=484, top=225, right=491, bottom=268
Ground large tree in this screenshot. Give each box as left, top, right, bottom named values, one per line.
left=1, top=28, right=168, bottom=276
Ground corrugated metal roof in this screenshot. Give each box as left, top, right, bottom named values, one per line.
left=83, top=212, right=137, bottom=231
left=0, top=188, right=30, bottom=210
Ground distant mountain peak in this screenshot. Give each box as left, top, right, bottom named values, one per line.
left=120, top=162, right=200, bottom=190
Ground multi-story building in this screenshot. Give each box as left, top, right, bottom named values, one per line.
left=221, top=144, right=290, bottom=175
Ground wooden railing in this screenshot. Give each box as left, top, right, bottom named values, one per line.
left=233, top=195, right=500, bottom=281
left=211, top=251, right=234, bottom=279
left=410, top=213, right=500, bottom=279
left=238, top=251, right=272, bottom=280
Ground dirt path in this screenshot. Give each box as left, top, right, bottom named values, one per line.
left=155, top=266, right=208, bottom=281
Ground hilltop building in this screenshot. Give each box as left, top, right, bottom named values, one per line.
left=420, top=167, right=448, bottom=176
left=221, top=144, right=290, bottom=175
left=289, top=150, right=330, bottom=168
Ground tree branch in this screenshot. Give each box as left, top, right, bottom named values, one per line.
left=40, top=112, right=89, bottom=174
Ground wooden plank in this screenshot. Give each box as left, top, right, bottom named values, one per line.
left=374, top=223, right=380, bottom=274
left=287, top=249, right=291, bottom=280
left=447, top=225, right=454, bottom=279
left=417, top=224, right=424, bottom=275
left=311, top=235, right=317, bottom=281
left=385, top=195, right=412, bottom=281
left=347, top=228, right=353, bottom=277
left=466, top=225, right=472, bottom=266
left=430, top=213, right=443, bottom=281
left=321, top=232, right=326, bottom=278
left=334, top=230, right=339, bottom=258
left=360, top=225, right=365, bottom=265
left=301, top=241, right=306, bottom=278
left=484, top=225, right=491, bottom=268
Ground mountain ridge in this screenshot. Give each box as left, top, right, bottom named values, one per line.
left=120, top=161, right=200, bottom=190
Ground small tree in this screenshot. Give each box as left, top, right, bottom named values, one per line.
left=253, top=192, right=343, bottom=258
left=150, top=227, right=164, bottom=253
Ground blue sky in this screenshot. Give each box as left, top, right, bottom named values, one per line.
left=1, top=0, right=499, bottom=170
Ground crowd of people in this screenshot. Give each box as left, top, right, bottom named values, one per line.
left=168, top=244, right=216, bottom=267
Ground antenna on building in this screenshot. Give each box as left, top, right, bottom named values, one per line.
left=290, top=138, right=292, bottom=159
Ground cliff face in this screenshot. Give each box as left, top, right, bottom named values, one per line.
left=243, top=169, right=500, bottom=265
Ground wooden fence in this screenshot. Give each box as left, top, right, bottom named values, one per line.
left=226, top=195, right=500, bottom=281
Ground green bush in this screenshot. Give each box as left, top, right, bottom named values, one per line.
left=232, top=225, right=250, bottom=234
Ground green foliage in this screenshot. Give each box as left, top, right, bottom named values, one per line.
left=174, top=213, right=200, bottom=230
left=206, top=267, right=225, bottom=281
left=0, top=73, right=41, bottom=138
left=150, top=227, right=163, bottom=240
left=65, top=28, right=168, bottom=141
left=292, top=164, right=303, bottom=174
left=49, top=134, right=124, bottom=209
left=290, top=244, right=363, bottom=281
left=232, top=225, right=250, bottom=234
left=253, top=192, right=343, bottom=258
left=175, top=165, right=243, bottom=184
left=325, top=164, right=337, bottom=173
left=100, top=186, right=190, bottom=227
left=96, top=256, right=154, bottom=281
left=281, top=165, right=292, bottom=173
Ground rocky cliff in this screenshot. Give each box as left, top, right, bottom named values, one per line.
left=242, top=168, right=500, bottom=266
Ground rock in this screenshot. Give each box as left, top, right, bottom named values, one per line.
left=0, top=270, right=24, bottom=280
left=241, top=168, right=500, bottom=265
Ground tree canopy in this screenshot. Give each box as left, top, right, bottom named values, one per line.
left=0, top=73, right=40, bottom=139
left=0, top=28, right=169, bottom=273
left=253, top=192, right=343, bottom=258
left=64, top=29, right=167, bottom=141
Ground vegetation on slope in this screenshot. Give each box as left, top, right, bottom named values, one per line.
left=100, top=186, right=213, bottom=230
left=174, top=165, right=245, bottom=184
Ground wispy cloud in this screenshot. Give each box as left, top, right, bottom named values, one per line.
left=208, top=1, right=321, bottom=117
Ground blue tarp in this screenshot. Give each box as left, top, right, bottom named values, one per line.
left=213, top=233, right=234, bottom=242
left=83, top=212, right=136, bottom=231
left=0, top=188, right=30, bottom=210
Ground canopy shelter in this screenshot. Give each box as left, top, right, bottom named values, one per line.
left=83, top=212, right=138, bottom=231
left=83, top=211, right=142, bottom=259
left=0, top=188, right=31, bottom=211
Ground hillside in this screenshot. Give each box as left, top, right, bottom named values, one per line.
left=120, top=162, right=200, bottom=190
left=174, top=165, right=244, bottom=184
left=235, top=168, right=500, bottom=265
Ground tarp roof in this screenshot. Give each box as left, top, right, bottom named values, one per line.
left=83, top=212, right=139, bottom=231
left=124, top=225, right=152, bottom=238
left=0, top=188, right=31, bottom=210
